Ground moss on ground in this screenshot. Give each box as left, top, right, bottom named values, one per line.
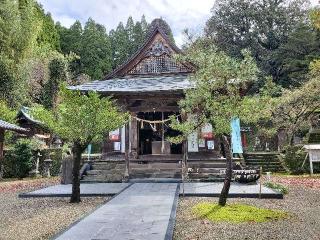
left=193, top=203, right=288, bottom=223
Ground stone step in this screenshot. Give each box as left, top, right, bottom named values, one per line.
left=188, top=167, right=226, bottom=174
left=188, top=162, right=227, bottom=168
left=86, top=169, right=124, bottom=175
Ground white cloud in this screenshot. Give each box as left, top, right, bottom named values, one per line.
left=37, top=0, right=319, bottom=47
left=37, top=0, right=214, bottom=46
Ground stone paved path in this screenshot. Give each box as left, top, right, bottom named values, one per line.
left=55, top=183, right=179, bottom=240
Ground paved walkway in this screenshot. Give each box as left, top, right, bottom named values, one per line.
left=55, top=183, right=179, bottom=240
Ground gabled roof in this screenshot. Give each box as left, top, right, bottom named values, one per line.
left=0, top=119, right=28, bottom=133
left=105, top=18, right=194, bottom=79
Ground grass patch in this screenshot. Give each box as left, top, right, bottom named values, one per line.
left=193, top=203, right=288, bottom=223
left=264, top=182, right=289, bottom=194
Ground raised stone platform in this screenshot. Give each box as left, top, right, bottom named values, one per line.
left=19, top=182, right=282, bottom=199
left=180, top=182, right=283, bottom=199
left=19, top=183, right=131, bottom=198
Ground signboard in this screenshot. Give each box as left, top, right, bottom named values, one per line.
left=188, top=132, right=198, bottom=152
left=231, top=118, right=243, bottom=154
left=109, top=129, right=120, bottom=141
left=114, top=142, right=121, bottom=151
left=201, top=123, right=213, bottom=139
left=207, top=140, right=214, bottom=149
left=198, top=138, right=205, bottom=148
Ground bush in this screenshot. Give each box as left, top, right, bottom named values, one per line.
left=12, top=139, right=33, bottom=178
left=283, top=145, right=309, bottom=174
left=264, top=182, right=289, bottom=194
left=3, top=142, right=63, bottom=178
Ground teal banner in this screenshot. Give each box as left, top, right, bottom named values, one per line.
left=231, top=118, right=243, bottom=154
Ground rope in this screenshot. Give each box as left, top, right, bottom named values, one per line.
left=133, top=114, right=180, bottom=124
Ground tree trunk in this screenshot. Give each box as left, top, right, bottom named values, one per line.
left=218, top=135, right=233, bottom=206
left=70, top=142, right=83, bottom=203
left=0, top=129, right=5, bottom=179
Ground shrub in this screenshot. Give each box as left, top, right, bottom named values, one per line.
left=283, top=145, right=308, bottom=174
left=264, top=182, right=289, bottom=194
left=12, top=139, right=33, bottom=178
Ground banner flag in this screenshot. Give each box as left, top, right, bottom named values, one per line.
left=231, top=118, right=243, bottom=154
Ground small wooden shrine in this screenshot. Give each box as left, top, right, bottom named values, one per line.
left=70, top=19, right=223, bottom=162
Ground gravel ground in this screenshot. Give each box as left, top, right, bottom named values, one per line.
left=0, top=178, right=108, bottom=240
left=174, top=179, right=320, bottom=240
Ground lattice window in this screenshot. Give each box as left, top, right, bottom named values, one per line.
left=128, top=54, right=190, bottom=74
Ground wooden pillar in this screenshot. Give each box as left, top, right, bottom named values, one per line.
left=124, top=123, right=130, bottom=179
left=129, top=112, right=139, bottom=159
left=0, top=129, right=5, bottom=179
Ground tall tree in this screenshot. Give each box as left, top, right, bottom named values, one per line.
left=206, top=0, right=310, bottom=88
left=170, top=40, right=262, bottom=206
left=80, top=18, right=113, bottom=79
left=35, top=3, right=60, bottom=51
left=33, top=86, right=128, bottom=203
left=110, top=22, right=129, bottom=68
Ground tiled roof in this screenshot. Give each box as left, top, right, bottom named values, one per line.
left=68, top=75, right=194, bottom=93
left=18, top=106, right=42, bottom=124
left=0, top=119, right=28, bottom=132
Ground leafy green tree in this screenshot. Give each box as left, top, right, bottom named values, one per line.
left=43, top=57, right=69, bottom=109
left=170, top=40, right=262, bottom=206
left=32, top=86, right=128, bottom=202
left=80, top=18, right=113, bottom=79
left=0, top=100, right=16, bottom=123
left=110, top=22, right=129, bottom=68
left=0, top=0, right=41, bottom=106
left=274, top=22, right=320, bottom=87
left=35, top=3, right=60, bottom=51
left=206, top=0, right=310, bottom=87
left=126, top=16, right=135, bottom=54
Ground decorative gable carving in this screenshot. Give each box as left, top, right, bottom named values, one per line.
left=128, top=38, right=190, bottom=75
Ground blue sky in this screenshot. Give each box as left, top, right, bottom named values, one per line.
left=37, top=0, right=319, bottom=47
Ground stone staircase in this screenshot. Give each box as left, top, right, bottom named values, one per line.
left=243, top=152, right=287, bottom=173
left=81, top=154, right=231, bottom=182
left=187, top=160, right=228, bottom=182
left=81, top=160, right=125, bottom=182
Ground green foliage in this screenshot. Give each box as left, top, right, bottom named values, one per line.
left=206, top=0, right=311, bottom=88
left=193, top=203, right=288, bottom=223
left=81, top=18, right=112, bottom=79
left=42, top=56, right=69, bottom=109
left=271, top=77, right=320, bottom=145
left=170, top=40, right=262, bottom=141
left=0, top=100, right=16, bottom=122
left=110, top=16, right=149, bottom=69
left=35, top=3, right=60, bottom=51
left=32, top=85, right=128, bottom=146
left=12, top=139, right=34, bottom=179
left=283, top=145, right=309, bottom=174
left=264, top=181, right=289, bottom=194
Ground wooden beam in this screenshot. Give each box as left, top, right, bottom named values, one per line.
left=124, top=123, right=130, bottom=179
left=129, top=113, right=139, bottom=159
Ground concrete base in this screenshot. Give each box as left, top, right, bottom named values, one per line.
left=19, top=182, right=282, bottom=199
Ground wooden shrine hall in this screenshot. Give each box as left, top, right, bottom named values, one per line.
left=70, top=19, right=225, bottom=181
